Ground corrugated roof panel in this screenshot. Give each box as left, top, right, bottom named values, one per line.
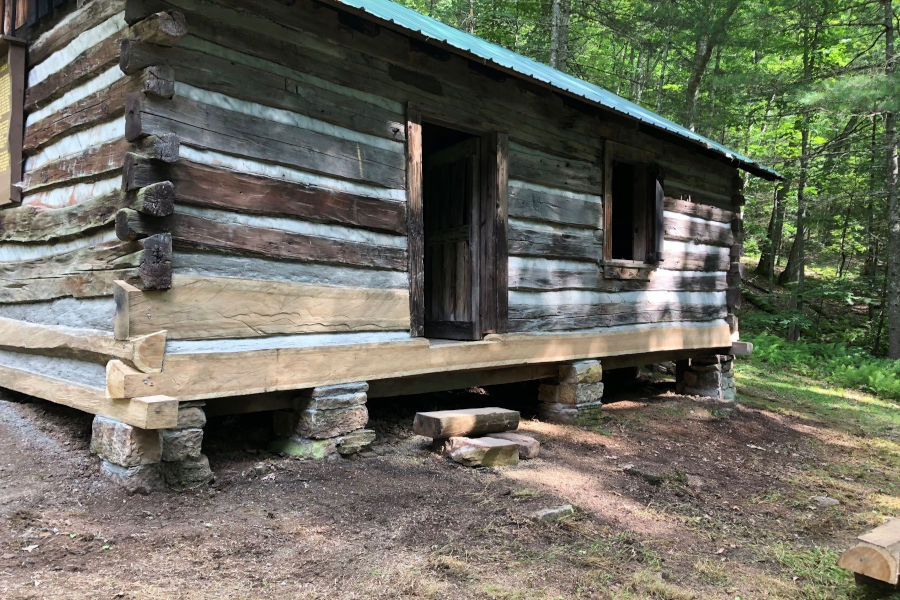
left=324, top=0, right=782, bottom=180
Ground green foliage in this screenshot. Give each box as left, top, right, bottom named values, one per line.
left=745, top=333, right=900, bottom=400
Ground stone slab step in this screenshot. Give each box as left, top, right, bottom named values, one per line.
left=413, top=407, right=520, bottom=439
left=488, top=431, right=540, bottom=459
left=448, top=437, right=519, bottom=468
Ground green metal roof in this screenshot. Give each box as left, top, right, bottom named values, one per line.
left=323, top=0, right=782, bottom=180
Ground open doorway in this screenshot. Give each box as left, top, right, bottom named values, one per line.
left=422, top=123, right=482, bottom=340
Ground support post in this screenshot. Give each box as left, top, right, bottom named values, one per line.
left=270, top=382, right=375, bottom=459
left=676, top=354, right=736, bottom=401
left=538, top=359, right=604, bottom=425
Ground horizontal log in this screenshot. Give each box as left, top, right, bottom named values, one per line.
left=170, top=160, right=407, bottom=234
left=0, top=192, right=121, bottom=243
left=660, top=250, right=730, bottom=272
left=664, top=197, right=734, bottom=224
left=509, top=224, right=602, bottom=261
left=127, top=10, right=187, bottom=45
left=26, top=29, right=126, bottom=113
left=105, top=321, right=733, bottom=401
left=170, top=211, right=409, bottom=271
left=508, top=261, right=727, bottom=292
left=509, top=143, right=601, bottom=195
left=22, top=138, right=130, bottom=194
left=119, top=38, right=406, bottom=142
left=116, top=207, right=164, bottom=240
left=508, top=304, right=728, bottom=332
left=126, top=92, right=407, bottom=189
left=0, top=317, right=165, bottom=372
left=25, top=67, right=174, bottom=154
left=122, top=152, right=170, bottom=191
left=664, top=213, right=735, bottom=247
left=0, top=362, right=176, bottom=428
left=130, top=181, right=175, bottom=217
left=114, top=275, right=411, bottom=340
left=508, top=181, right=602, bottom=227
left=0, top=268, right=140, bottom=303
left=29, top=0, right=125, bottom=67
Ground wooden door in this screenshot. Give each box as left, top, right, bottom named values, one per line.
left=423, top=137, right=481, bottom=340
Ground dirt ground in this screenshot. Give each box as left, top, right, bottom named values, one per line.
left=0, top=368, right=897, bottom=600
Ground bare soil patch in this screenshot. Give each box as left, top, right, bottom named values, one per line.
left=0, top=373, right=895, bottom=599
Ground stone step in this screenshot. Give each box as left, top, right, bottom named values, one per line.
left=448, top=437, right=519, bottom=468
left=488, top=431, right=540, bottom=459
left=413, top=407, right=520, bottom=439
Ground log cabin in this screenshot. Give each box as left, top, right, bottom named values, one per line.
left=0, top=0, right=780, bottom=489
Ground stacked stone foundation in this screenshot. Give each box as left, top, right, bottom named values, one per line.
left=676, top=354, right=736, bottom=401
left=92, top=402, right=213, bottom=493
left=538, top=360, right=604, bottom=425
left=270, top=382, right=375, bottom=459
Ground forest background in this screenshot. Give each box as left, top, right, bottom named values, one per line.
left=397, top=0, right=900, bottom=399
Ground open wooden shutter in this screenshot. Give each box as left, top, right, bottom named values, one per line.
left=651, top=165, right=665, bottom=263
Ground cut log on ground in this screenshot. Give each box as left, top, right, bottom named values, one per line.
left=413, top=407, right=520, bottom=439
left=838, top=518, right=900, bottom=585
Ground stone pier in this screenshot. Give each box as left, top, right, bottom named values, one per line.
left=538, top=360, right=604, bottom=425
left=271, top=382, right=375, bottom=459
left=92, top=402, right=213, bottom=492
left=676, top=354, right=736, bottom=401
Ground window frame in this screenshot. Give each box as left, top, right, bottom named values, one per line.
left=0, top=36, right=25, bottom=206
left=602, top=141, right=664, bottom=277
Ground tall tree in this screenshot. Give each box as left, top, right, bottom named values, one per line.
left=550, top=0, right=571, bottom=71
left=885, top=0, right=899, bottom=357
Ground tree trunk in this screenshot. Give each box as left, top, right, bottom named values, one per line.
left=756, top=180, right=790, bottom=289
left=683, top=0, right=741, bottom=130
left=550, top=0, right=570, bottom=71
left=862, top=117, right=880, bottom=277
left=885, top=0, right=899, bottom=358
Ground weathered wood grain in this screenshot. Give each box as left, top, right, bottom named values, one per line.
left=0, top=192, right=120, bottom=243
left=508, top=182, right=602, bottom=227
left=507, top=304, right=728, bottom=332
left=114, top=275, right=411, bottom=340
left=127, top=10, right=187, bottom=45
left=0, top=317, right=165, bottom=372
left=122, top=152, right=170, bottom=191
left=140, top=233, right=172, bottom=289
left=25, top=66, right=174, bottom=153
left=22, top=138, right=130, bottom=194
left=126, top=92, right=407, bottom=189
left=29, top=0, right=125, bottom=67
left=413, top=407, right=520, bottom=439
left=509, top=261, right=728, bottom=292
left=106, top=321, right=733, bottom=401
left=664, top=197, right=733, bottom=224
left=26, top=29, right=126, bottom=112
left=509, top=143, right=601, bottom=195
left=508, top=223, right=602, bottom=261
left=664, top=213, right=735, bottom=247
left=169, top=160, right=407, bottom=234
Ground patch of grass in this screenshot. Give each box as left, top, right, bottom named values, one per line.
left=614, top=570, right=697, bottom=600
left=692, top=558, right=730, bottom=586
left=767, top=542, right=855, bottom=599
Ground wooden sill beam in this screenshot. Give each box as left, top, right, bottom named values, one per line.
left=0, top=364, right=176, bottom=429
left=107, top=321, right=732, bottom=401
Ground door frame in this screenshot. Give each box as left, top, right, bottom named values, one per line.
left=406, top=105, right=509, bottom=339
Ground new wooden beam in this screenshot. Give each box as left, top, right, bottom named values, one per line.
left=0, top=363, right=176, bottom=428
left=106, top=321, right=732, bottom=401
left=0, top=317, right=166, bottom=372
left=114, top=275, right=411, bottom=340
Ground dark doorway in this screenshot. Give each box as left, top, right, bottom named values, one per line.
left=422, top=123, right=482, bottom=340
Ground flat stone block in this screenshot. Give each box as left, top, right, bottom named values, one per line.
left=176, top=407, right=207, bottom=429
left=539, top=402, right=578, bottom=424
left=162, top=455, right=213, bottom=490
left=297, top=405, right=368, bottom=439
left=100, top=460, right=164, bottom=494
left=91, top=416, right=161, bottom=467
left=270, top=436, right=337, bottom=460
left=161, top=428, right=203, bottom=462
left=311, top=382, right=368, bottom=398
left=531, top=504, right=575, bottom=522
left=489, top=431, right=540, bottom=459
left=413, top=407, right=520, bottom=439
left=310, top=392, right=368, bottom=411
left=336, top=429, right=376, bottom=456
left=449, top=437, right=519, bottom=468
left=559, top=360, right=602, bottom=384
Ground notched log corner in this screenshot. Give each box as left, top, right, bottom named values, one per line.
left=140, top=233, right=173, bottom=290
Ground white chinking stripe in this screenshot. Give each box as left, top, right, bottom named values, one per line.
left=28, top=13, right=127, bottom=87
left=522, top=319, right=729, bottom=337
left=27, top=66, right=125, bottom=126
left=175, top=83, right=403, bottom=154
left=166, top=331, right=413, bottom=355
left=509, top=290, right=726, bottom=307
left=509, top=180, right=603, bottom=204
left=23, top=177, right=120, bottom=209
left=175, top=252, right=410, bottom=289
left=508, top=256, right=598, bottom=273
left=0, top=349, right=107, bottom=389
left=175, top=205, right=408, bottom=249
left=177, top=36, right=405, bottom=116
left=508, top=217, right=590, bottom=235
left=179, top=146, right=406, bottom=202
left=664, top=239, right=730, bottom=257
left=0, top=298, right=115, bottom=331
left=664, top=210, right=732, bottom=229
left=25, top=118, right=125, bottom=171
left=0, top=229, right=118, bottom=262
